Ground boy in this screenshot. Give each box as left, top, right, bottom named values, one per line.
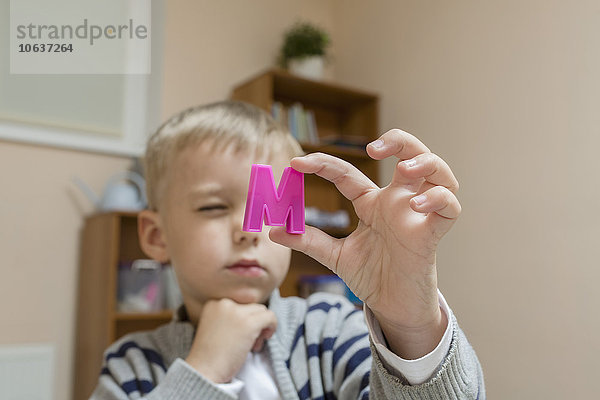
left=91, top=101, right=484, bottom=399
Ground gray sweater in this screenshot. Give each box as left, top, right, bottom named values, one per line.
left=91, top=291, right=485, bottom=399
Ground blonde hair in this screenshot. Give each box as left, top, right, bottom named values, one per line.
left=144, top=100, right=303, bottom=210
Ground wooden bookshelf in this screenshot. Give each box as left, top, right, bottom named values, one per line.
left=73, top=212, right=174, bottom=400
left=231, top=68, right=380, bottom=297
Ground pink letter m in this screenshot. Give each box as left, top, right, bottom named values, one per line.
left=243, top=164, right=305, bottom=234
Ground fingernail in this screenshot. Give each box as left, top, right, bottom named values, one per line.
left=412, top=194, right=427, bottom=205
left=369, top=139, right=384, bottom=149
left=402, top=159, right=417, bottom=168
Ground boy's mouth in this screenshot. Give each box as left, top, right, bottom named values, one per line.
left=226, top=259, right=266, bottom=277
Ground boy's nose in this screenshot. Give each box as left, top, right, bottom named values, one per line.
left=233, top=229, right=260, bottom=246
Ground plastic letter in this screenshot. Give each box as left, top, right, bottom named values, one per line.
left=243, top=164, right=305, bottom=234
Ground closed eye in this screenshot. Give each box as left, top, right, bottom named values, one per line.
left=197, top=204, right=228, bottom=212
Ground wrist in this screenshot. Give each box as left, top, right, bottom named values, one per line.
left=375, top=306, right=448, bottom=360
left=185, top=356, right=233, bottom=384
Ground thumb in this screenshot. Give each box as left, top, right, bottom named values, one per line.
left=269, top=225, right=342, bottom=273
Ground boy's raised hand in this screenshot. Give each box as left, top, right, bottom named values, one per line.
left=270, top=129, right=460, bottom=360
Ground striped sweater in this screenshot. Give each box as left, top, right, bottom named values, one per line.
left=91, top=291, right=484, bottom=399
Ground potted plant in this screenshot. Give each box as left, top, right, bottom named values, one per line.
left=279, top=21, right=330, bottom=80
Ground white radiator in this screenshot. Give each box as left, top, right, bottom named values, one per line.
left=0, top=344, right=54, bottom=400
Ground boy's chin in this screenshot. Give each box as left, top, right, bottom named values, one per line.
left=228, top=288, right=272, bottom=305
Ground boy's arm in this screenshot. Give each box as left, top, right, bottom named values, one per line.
left=90, top=337, right=236, bottom=400
left=270, top=129, right=485, bottom=396
left=366, top=291, right=485, bottom=398
left=92, top=359, right=237, bottom=400
left=369, top=314, right=486, bottom=399
left=365, top=290, right=453, bottom=385
left=312, top=294, right=483, bottom=400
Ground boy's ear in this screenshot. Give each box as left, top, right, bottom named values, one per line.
left=138, top=210, right=169, bottom=263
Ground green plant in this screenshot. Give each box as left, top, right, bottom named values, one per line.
left=279, top=22, right=330, bottom=67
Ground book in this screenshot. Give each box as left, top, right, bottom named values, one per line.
left=296, top=103, right=308, bottom=143
left=305, top=110, right=319, bottom=144
left=275, top=101, right=320, bottom=145
left=287, top=104, right=297, bottom=140
left=271, top=102, right=282, bottom=124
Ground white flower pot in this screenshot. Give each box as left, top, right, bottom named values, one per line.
left=289, top=56, right=325, bottom=80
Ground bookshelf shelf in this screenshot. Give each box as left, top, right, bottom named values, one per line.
left=114, top=311, right=173, bottom=321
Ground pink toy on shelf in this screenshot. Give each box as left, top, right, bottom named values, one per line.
left=243, top=164, right=305, bottom=234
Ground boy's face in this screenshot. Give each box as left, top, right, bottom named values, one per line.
left=158, top=142, right=292, bottom=309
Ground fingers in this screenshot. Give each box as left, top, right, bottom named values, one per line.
left=394, top=152, right=459, bottom=192
left=290, top=153, right=378, bottom=202
left=269, top=225, right=342, bottom=273
left=244, top=302, right=277, bottom=352
left=410, top=185, right=461, bottom=237
left=366, top=129, right=430, bottom=161
left=249, top=305, right=277, bottom=333
left=365, top=129, right=458, bottom=194
left=252, top=326, right=276, bottom=352
left=207, top=299, right=277, bottom=334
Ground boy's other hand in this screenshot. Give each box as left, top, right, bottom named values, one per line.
left=185, top=298, right=277, bottom=383
left=270, top=129, right=459, bottom=359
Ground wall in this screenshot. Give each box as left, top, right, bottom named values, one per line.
left=161, top=0, right=336, bottom=119
left=0, top=141, right=132, bottom=400
left=332, top=0, right=600, bottom=398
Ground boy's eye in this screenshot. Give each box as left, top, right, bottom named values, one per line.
left=197, top=204, right=227, bottom=212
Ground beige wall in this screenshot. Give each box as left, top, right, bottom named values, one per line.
left=333, top=0, right=600, bottom=398
left=0, top=141, right=132, bottom=400
left=3, top=0, right=599, bottom=399
left=161, top=0, right=336, bottom=119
